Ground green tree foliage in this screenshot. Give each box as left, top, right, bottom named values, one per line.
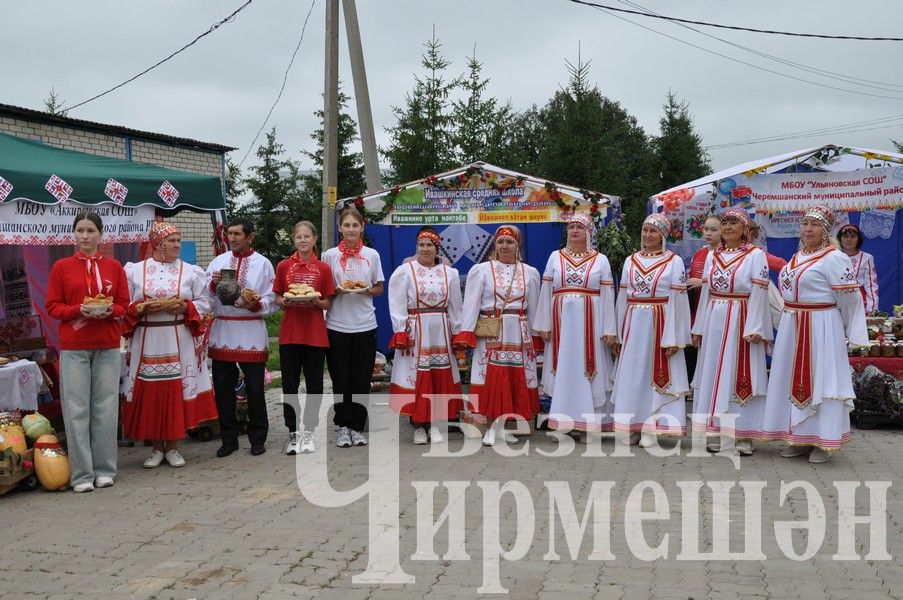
left=303, top=90, right=366, bottom=201
left=383, top=26, right=462, bottom=183
left=224, top=158, right=245, bottom=219
left=452, top=47, right=511, bottom=165
left=241, top=128, right=304, bottom=262
left=651, top=91, right=711, bottom=192
left=537, top=55, right=655, bottom=243
left=43, top=88, right=68, bottom=117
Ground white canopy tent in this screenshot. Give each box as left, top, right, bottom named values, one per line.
left=654, top=144, right=903, bottom=202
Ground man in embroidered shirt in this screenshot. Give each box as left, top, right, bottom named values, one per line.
left=206, top=218, right=276, bottom=457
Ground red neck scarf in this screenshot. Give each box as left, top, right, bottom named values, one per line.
left=337, top=239, right=369, bottom=271
left=74, top=251, right=103, bottom=296
left=288, top=252, right=318, bottom=279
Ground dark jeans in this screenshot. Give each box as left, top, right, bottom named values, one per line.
left=279, top=344, right=326, bottom=433
left=326, top=328, right=374, bottom=432
left=212, top=360, right=267, bottom=447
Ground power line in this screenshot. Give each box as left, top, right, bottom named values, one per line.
left=567, top=0, right=903, bottom=41
left=65, top=1, right=254, bottom=112
left=581, top=2, right=903, bottom=101
left=238, top=0, right=317, bottom=168
left=617, top=0, right=903, bottom=93
left=705, top=114, right=903, bottom=150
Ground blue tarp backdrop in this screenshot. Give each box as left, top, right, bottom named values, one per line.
left=366, top=222, right=571, bottom=352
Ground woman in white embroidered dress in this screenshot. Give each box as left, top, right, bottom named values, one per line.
left=455, top=225, right=542, bottom=446
left=388, top=227, right=464, bottom=444
left=122, top=221, right=217, bottom=469
left=690, top=207, right=772, bottom=455
left=533, top=212, right=617, bottom=434
left=610, top=213, right=691, bottom=446
left=838, top=223, right=879, bottom=314
left=761, top=205, right=868, bottom=463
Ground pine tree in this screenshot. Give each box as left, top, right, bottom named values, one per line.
left=538, top=54, right=656, bottom=243
left=303, top=90, right=366, bottom=201
left=382, top=26, right=462, bottom=183
left=43, top=88, right=68, bottom=117
left=651, top=91, right=711, bottom=192
left=452, top=47, right=505, bottom=164
left=242, top=128, right=304, bottom=262
left=493, top=106, right=544, bottom=173
left=224, top=158, right=245, bottom=219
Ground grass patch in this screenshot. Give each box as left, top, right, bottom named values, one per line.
left=266, top=339, right=281, bottom=371
left=265, top=312, right=283, bottom=338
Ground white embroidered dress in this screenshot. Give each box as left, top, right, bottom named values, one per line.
left=849, top=250, right=879, bottom=313
left=460, top=260, right=541, bottom=419
left=388, top=262, right=464, bottom=422
left=533, top=250, right=616, bottom=432
left=611, top=251, right=690, bottom=435
left=690, top=247, right=772, bottom=437
left=205, top=250, right=276, bottom=363
left=121, top=258, right=217, bottom=439
left=761, top=248, right=868, bottom=449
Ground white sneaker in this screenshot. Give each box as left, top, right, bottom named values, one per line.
left=482, top=428, right=496, bottom=446
left=73, top=483, right=94, bottom=493
left=501, top=430, right=517, bottom=443
left=638, top=433, right=656, bottom=448
left=350, top=430, right=368, bottom=446
left=336, top=426, right=352, bottom=448
left=298, top=431, right=316, bottom=453
left=165, top=449, right=186, bottom=467
left=706, top=440, right=721, bottom=452
left=428, top=426, right=444, bottom=444
left=94, top=476, right=114, bottom=488
left=808, top=447, right=833, bottom=464
left=780, top=444, right=810, bottom=458
left=413, top=428, right=428, bottom=445
left=621, top=432, right=641, bottom=446
left=143, top=450, right=165, bottom=468
left=736, top=440, right=754, bottom=456
left=283, top=432, right=302, bottom=455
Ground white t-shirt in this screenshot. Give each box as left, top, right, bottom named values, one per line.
left=322, top=245, right=385, bottom=333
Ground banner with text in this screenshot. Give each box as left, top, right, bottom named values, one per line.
left=724, top=166, right=903, bottom=214
left=0, top=200, right=154, bottom=245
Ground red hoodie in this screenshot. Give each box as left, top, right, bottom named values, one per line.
left=45, top=254, right=130, bottom=350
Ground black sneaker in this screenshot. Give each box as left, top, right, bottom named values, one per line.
left=216, top=444, right=238, bottom=457
left=250, top=445, right=266, bottom=456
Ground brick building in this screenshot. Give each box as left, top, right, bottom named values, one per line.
left=0, top=103, right=234, bottom=266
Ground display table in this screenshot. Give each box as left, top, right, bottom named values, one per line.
left=0, top=359, right=41, bottom=412
left=849, top=356, right=903, bottom=380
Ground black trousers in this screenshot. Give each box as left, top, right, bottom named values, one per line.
left=326, top=328, right=374, bottom=432
left=279, top=344, right=326, bottom=433
left=212, top=360, right=267, bottom=447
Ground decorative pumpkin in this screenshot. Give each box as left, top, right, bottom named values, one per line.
left=33, top=434, right=69, bottom=491
left=0, top=422, right=27, bottom=455
left=21, top=414, right=54, bottom=440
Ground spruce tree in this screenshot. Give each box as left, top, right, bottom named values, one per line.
left=652, top=91, right=711, bottom=192
left=242, top=128, right=304, bottom=262
left=383, top=26, right=462, bottom=183
left=452, top=48, right=507, bottom=165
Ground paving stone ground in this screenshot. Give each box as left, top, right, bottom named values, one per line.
left=3, top=382, right=902, bottom=599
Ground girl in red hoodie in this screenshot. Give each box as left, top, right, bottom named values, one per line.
left=45, top=211, right=129, bottom=493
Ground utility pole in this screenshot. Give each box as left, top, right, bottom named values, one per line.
left=321, top=0, right=340, bottom=247
left=342, top=0, right=381, bottom=194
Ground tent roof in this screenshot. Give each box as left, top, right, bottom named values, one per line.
left=339, top=161, right=619, bottom=206
left=655, top=144, right=903, bottom=198
left=0, top=131, right=225, bottom=211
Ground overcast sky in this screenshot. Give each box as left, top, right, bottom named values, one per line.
left=4, top=0, right=903, bottom=189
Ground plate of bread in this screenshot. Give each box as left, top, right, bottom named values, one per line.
left=340, top=279, right=369, bottom=293
left=81, top=294, right=113, bottom=315
left=136, top=297, right=184, bottom=314
left=283, top=283, right=321, bottom=303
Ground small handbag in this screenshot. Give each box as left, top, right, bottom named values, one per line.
left=474, top=262, right=516, bottom=339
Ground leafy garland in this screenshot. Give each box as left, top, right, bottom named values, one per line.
left=350, top=166, right=527, bottom=223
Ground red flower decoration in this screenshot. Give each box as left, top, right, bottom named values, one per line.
left=354, top=197, right=365, bottom=208
left=458, top=174, right=467, bottom=183
left=391, top=187, right=401, bottom=195
left=590, top=203, right=599, bottom=214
